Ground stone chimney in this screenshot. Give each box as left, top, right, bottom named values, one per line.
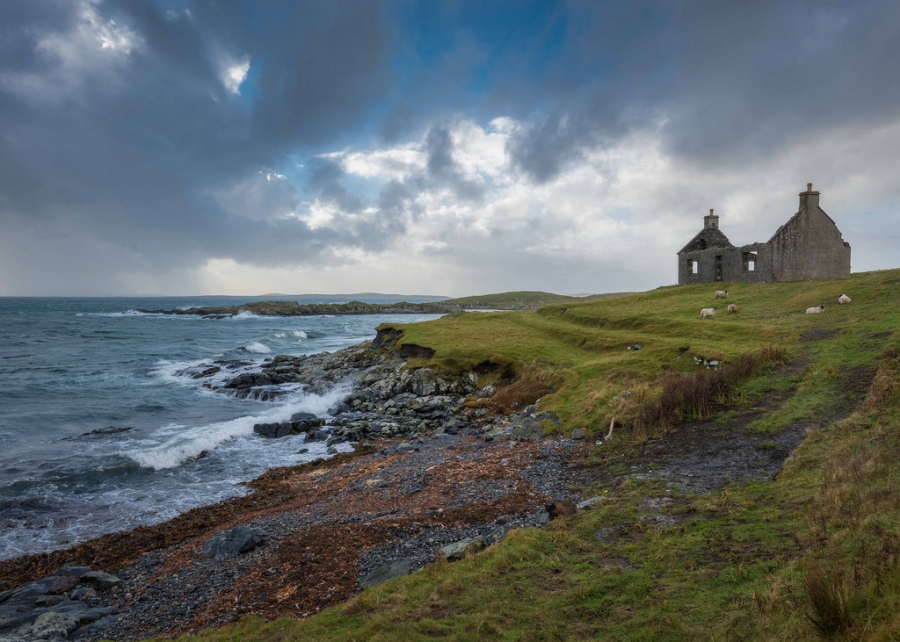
left=703, top=208, right=719, bottom=230
left=799, top=182, right=820, bottom=210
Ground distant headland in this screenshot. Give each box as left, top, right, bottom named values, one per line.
left=138, top=291, right=629, bottom=317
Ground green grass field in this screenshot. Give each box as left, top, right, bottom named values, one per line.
left=160, top=269, right=900, bottom=641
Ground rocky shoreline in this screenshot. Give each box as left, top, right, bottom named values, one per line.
left=1, top=330, right=584, bottom=641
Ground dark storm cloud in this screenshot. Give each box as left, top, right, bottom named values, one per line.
left=505, top=0, right=900, bottom=182
left=306, top=160, right=364, bottom=214
left=0, top=0, right=396, bottom=288
left=423, top=125, right=484, bottom=201
left=2, top=0, right=899, bottom=294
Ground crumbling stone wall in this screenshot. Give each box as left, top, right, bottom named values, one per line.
left=677, top=185, right=850, bottom=284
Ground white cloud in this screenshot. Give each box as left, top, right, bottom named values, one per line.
left=265, top=113, right=900, bottom=297
left=322, top=146, right=425, bottom=180
left=220, top=57, right=250, bottom=95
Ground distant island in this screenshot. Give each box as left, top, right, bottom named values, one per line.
left=138, top=291, right=629, bottom=317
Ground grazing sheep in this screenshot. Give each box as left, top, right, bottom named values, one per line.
left=805, top=305, right=825, bottom=314
left=715, top=290, right=728, bottom=299
left=700, top=307, right=718, bottom=319
left=727, top=304, right=738, bottom=313
left=838, top=294, right=851, bottom=305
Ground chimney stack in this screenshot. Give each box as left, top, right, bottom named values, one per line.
left=799, top=182, right=820, bottom=210
left=704, top=208, right=719, bottom=230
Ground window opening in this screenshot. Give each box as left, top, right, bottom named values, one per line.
left=742, top=251, right=757, bottom=273
left=686, top=258, right=698, bottom=275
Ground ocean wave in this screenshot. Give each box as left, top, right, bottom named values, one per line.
left=125, top=385, right=350, bottom=470
left=232, top=311, right=261, bottom=320
left=151, top=358, right=211, bottom=384
left=274, top=330, right=307, bottom=339
left=243, top=342, right=271, bottom=354
left=93, top=310, right=152, bottom=318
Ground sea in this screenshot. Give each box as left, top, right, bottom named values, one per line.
left=0, top=296, right=444, bottom=561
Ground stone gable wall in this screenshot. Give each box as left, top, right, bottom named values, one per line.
left=677, top=193, right=850, bottom=285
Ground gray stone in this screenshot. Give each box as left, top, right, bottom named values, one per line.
left=52, top=567, right=92, bottom=579
left=202, top=526, right=269, bottom=558
left=306, top=429, right=328, bottom=442
left=359, top=559, right=412, bottom=589
left=13, top=611, right=77, bottom=640
left=34, top=595, right=64, bottom=607
left=78, top=571, right=122, bottom=591
left=571, top=428, right=585, bottom=440
left=577, top=496, right=605, bottom=511
left=46, top=577, right=76, bottom=596
left=483, top=427, right=507, bottom=442
left=68, top=588, right=96, bottom=602
left=437, top=537, right=485, bottom=562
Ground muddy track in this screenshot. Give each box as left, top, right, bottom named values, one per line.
left=571, top=352, right=877, bottom=496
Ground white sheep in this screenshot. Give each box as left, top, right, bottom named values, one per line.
left=805, top=305, right=825, bottom=314
left=700, top=307, right=718, bottom=319
left=838, top=294, right=851, bottom=305
left=715, top=290, right=728, bottom=299
left=727, top=304, right=738, bottom=313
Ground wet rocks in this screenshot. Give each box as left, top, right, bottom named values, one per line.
left=253, top=413, right=325, bottom=439
left=202, top=526, right=269, bottom=558
left=0, top=566, right=115, bottom=641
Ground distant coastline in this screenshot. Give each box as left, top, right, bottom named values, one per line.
left=137, top=291, right=627, bottom=317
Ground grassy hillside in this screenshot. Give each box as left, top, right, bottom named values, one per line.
left=161, top=269, right=900, bottom=641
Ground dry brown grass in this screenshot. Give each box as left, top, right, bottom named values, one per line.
left=803, top=563, right=853, bottom=637
left=632, top=346, right=785, bottom=432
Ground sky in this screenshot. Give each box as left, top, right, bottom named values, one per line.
left=1, top=0, right=899, bottom=297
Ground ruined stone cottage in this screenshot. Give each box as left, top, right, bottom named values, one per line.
left=678, top=184, right=851, bottom=284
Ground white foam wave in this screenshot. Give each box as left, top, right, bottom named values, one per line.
left=274, top=330, right=307, bottom=339
left=125, top=386, right=350, bottom=470
left=150, top=358, right=211, bottom=384
left=244, top=342, right=271, bottom=354
left=233, top=311, right=260, bottom=320
left=92, top=310, right=151, bottom=318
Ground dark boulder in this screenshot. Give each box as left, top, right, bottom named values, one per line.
left=202, top=526, right=269, bottom=558
left=290, top=412, right=325, bottom=433
left=53, top=566, right=93, bottom=578
left=253, top=422, right=280, bottom=438
left=360, top=559, right=412, bottom=588
left=79, top=571, right=122, bottom=591
left=47, top=575, right=78, bottom=595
